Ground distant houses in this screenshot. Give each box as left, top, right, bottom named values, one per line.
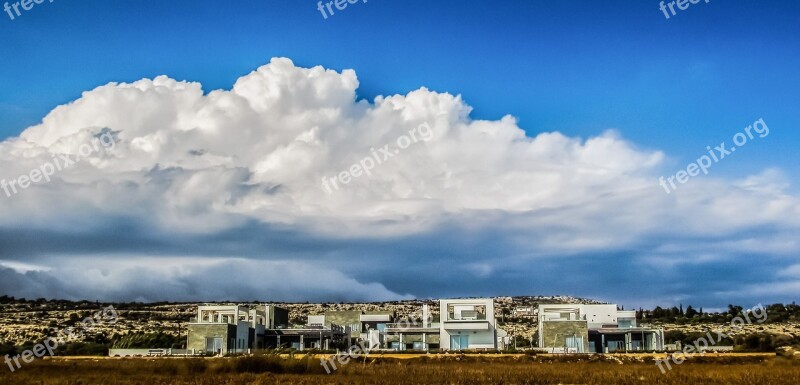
left=185, top=298, right=507, bottom=354
left=167, top=299, right=664, bottom=355
left=513, top=306, right=536, bottom=318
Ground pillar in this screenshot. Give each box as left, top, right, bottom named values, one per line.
left=625, top=333, right=630, bottom=352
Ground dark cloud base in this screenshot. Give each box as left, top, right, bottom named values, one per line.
left=0, top=215, right=795, bottom=308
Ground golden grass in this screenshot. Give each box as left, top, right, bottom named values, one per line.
left=1, top=354, right=798, bottom=385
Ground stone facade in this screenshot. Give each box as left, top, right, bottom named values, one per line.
left=540, top=321, right=588, bottom=349
left=187, top=324, right=236, bottom=353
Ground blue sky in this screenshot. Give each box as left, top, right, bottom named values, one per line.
left=0, top=0, right=799, bottom=308
left=2, top=0, right=798, bottom=176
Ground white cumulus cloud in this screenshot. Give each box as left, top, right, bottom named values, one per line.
left=0, top=58, right=798, bottom=305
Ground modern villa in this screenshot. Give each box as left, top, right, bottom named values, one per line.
left=438, top=298, right=501, bottom=350
left=383, top=298, right=503, bottom=351
left=537, top=303, right=665, bottom=353
left=187, top=304, right=347, bottom=353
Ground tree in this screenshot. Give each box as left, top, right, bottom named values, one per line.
left=664, top=330, right=687, bottom=344
left=728, top=304, right=743, bottom=317
left=744, top=335, right=760, bottom=350
left=501, top=307, right=510, bottom=323
left=111, top=332, right=181, bottom=349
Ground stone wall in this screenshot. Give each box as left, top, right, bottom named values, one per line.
left=540, top=321, right=588, bottom=348
left=187, top=324, right=235, bottom=353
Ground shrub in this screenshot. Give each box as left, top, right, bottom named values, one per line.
left=151, top=360, right=180, bottom=375
left=184, top=358, right=208, bottom=374
left=0, top=343, right=17, bottom=356
left=231, top=356, right=285, bottom=374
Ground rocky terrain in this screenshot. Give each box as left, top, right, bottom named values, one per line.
left=0, top=296, right=798, bottom=351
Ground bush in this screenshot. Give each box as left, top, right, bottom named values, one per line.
left=773, top=334, right=795, bottom=349
left=151, top=360, right=180, bottom=375
left=57, top=342, right=109, bottom=356
left=112, top=332, right=181, bottom=349
left=0, top=343, right=17, bottom=357
left=218, top=355, right=328, bottom=375
left=184, top=359, right=208, bottom=374
left=232, top=356, right=285, bottom=374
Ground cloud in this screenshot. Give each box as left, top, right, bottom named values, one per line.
left=0, top=258, right=410, bottom=303
left=0, top=58, right=798, bottom=306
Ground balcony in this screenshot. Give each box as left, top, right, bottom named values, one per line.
left=442, top=305, right=491, bottom=329
left=447, top=310, right=486, bottom=321
left=384, top=322, right=438, bottom=333
left=442, top=321, right=489, bottom=330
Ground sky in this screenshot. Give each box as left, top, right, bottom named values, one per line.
left=0, top=0, right=798, bottom=309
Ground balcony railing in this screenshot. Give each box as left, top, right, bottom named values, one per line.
left=446, top=312, right=486, bottom=321
left=386, top=322, right=428, bottom=329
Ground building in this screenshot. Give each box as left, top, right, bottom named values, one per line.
left=382, top=299, right=504, bottom=351
left=186, top=298, right=505, bottom=353
left=187, top=305, right=264, bottom=354
left=264, top=315, right=347, bottom=350
left=384, top=304, right=439, bottom=350
left=358, top=311, right=394, bottom=349
left=513, top=306, right=536, bottom=318
left=439, top=298, right=501, bottom=350
left=187, top=304, right=347, bottom=354
left=537, top=304, right=664, bottom=353
left=305, top=310, right=398, bottom=348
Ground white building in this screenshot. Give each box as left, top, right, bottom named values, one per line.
left=538, top=304, right=664, bottom=353
left=439, top=298, right=500, bottom=351
left=188, top=305, right=266, bottom=354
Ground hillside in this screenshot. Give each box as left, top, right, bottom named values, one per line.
left=0, top=296, right=798, bottom=352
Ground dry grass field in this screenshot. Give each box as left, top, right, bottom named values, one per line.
left=2, top=354, right=799, bottom=385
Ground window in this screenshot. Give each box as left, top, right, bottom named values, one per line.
left=450, top=335, right=469, bottom=350
left=447, top=304, right=487, bottom=320
left=206, top=337, right=223, bottom=353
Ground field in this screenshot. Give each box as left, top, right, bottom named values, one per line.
left=2, top=354, right=799, bottom=385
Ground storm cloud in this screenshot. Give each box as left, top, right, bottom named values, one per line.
left=0, top=58, right=797, bottom=307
